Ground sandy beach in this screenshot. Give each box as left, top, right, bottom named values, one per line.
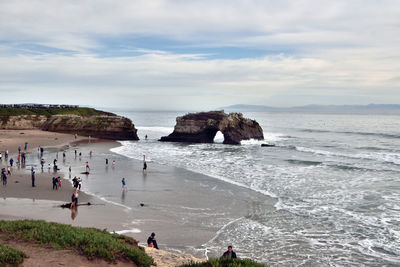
left=0, top=129, right=274, bottom=265
left=0, top=129, right=84, bottom=155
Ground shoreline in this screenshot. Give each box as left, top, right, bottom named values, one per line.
left=0, top=129, right=274, bottom=264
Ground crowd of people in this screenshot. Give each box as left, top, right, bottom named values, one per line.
left=1, top=138, right=241, bottom=260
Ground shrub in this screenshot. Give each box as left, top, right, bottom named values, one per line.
left=0, top=220, right=154, bottom=266
left=0, top=243, right=27, bottom=266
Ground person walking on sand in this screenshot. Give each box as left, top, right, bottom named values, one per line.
left=18, top=146, right=21, bottom=154
left=0, top=152, right=2, bottom=161
left=121, top=178, right=127, bottom=191
left=70, top=189, right=79, bottom=209
left=9, top=158, right=13, bottom=167
left=31, top=166, right=35, bottom=187
left=143, top=155, right=147, bottom=173
left=85, top=162, right=90, bottom=172
left=5, top=150, right=8, bottom=159
left=7, top=166, right=11, bottom=175
left=222, top=246, right=237, bottom=259
left=105, top=158, right=108, bottom=165
left=52, top=177, right=58, bottom=190
left=24, top=142, right=28, bottom=151
left=147, top=233, right=159, bottom=249
left=41, top=158, right=45, bottom=170
left=1, top=168, right=7, bottom=186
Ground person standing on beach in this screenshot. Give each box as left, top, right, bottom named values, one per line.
left=0, top=152, right=2, bottom=161
left=5, top=150, right=8, bottom=159
left=9, top=158, right=13, bottom=167
left=18, top=146, right=21, bottom=154
left=31, top=166, right=35, bottom=187
left=143, top=155, right=147, bottom=173
left=145, top=134, right=148, bottom=140
left=74, top=150, right=77, bottom=158
left=147, top=233, right=159, bottom=249
left=105, top=158, right=108, bottom=165
left=24, top=142, right=28, bottom=151
left=40, top=147, right=44, bottom=157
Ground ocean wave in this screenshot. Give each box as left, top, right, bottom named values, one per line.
left=136, top=126, right=174, bottom=134
left=286, top=159, right=323, bottom=166
left=300, top=128, right=400, bottom=139
left=295, top=146, right=400, bottom=165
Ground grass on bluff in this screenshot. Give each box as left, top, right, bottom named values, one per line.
left=0, top=220, right=154, bottom=267
left=179, top=257, right=266, bottom=267
left=0, top=107, right=114, bottom=117
left=0, top=243, right=27, bottom=266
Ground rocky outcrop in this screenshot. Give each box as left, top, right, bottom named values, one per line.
left=0, top=114, right=139, bottom=140
left=160, top=111, right=264, bottom=145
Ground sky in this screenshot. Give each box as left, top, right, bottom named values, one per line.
left=0, top=0, right=399, bottom=110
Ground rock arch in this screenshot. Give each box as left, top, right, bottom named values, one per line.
left=159, top=111, right=264, bottom=145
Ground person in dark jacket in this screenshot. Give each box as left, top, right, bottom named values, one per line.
left=222, top=246, right=237, bottom=258
left=147, top=232, right=159, bottom=249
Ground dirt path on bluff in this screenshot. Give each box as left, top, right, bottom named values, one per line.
left=0, top=239, right=136, bottom=267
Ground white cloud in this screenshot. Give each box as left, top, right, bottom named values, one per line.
left=0, top=0, right=399, bottom=109
left=1, top=46, right=399, bottom=109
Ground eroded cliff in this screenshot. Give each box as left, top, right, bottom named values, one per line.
left=160, top=110, right=264, bottom=144
left=0, top=109, right=138, bottom=140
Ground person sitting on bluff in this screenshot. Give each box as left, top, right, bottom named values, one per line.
left=222, top=245, right=237, bottom=259
left=147, top=232, right=159, bottom=249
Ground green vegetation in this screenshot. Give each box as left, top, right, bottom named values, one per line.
left=0, top=107, right=114, bottom=117
left=180, top=257, right=266, bottom=267
left=0, top=220, right=154, bottom=266
left=0, top=243, right=27, bottom=266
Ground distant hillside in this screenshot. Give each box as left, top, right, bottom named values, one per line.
left=220, top=104, right=400, bottom=114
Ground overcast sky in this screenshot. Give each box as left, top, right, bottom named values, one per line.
left=1, top=0, right=399, bottom=110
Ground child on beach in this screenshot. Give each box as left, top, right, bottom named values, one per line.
left=85, top=162, right=90, bottom=172
left=121, top=178, right=127, bottom=191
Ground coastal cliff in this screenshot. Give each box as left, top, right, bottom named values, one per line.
left=0, top=107, right=139, bottom=140
left=160, top=110, right=264, bottom=144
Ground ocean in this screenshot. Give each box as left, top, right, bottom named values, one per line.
left=106, top=110, right=400, bottom=266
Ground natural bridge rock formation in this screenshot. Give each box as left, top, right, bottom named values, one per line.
left=160, top=111, right=264, bottom=145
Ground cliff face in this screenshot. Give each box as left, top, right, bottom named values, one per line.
left=160, top=111, right=264, bottom=145
left=0, top=114, right=139, bottom=140
left=0, top=115, right=48, bottom=129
